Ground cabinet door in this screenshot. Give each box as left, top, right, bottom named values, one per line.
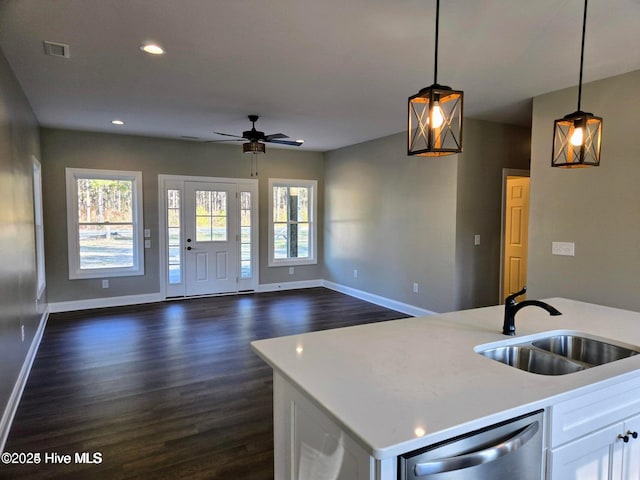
left=274, top=372, right=374, bottom=480
left=623, top=414, right=640, bottom=480
left=548, top=423, right=623, bottom=480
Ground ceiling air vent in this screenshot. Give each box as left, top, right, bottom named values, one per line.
left=43, top=41, right=70, bottom=58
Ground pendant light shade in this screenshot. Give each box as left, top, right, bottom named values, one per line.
left=552, top=110, right=602, bottom=167
left=408, top=0, right=463, bottom=157
left=552, top=0, right=602, bottom=168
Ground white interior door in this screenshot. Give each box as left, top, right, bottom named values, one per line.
left=184, top=181, right=238, bottom=295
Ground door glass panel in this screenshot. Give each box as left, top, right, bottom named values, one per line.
left=240, top=191, right=252, bottom=278
left=167, top=189, right=181, bottom=284
left=195, top=190, right=227, bottom=242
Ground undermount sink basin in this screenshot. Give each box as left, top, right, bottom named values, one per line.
left=479, top=345, right=585, bottom=375
left=476, top=331, right=640, bottom=376
left=532, top=335, right=639, bottom=366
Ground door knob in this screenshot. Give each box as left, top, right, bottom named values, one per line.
left=187, top=238, right=192, bottom=243
left=187, top=246, right=192, bottom=251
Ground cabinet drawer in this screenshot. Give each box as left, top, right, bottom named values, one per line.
left=550, top=377, right=640, bottom=447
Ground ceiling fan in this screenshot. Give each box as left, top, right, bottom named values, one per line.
left=210, top=115, right=304, bottom=153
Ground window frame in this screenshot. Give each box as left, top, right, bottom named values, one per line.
left=32, top=157, right=46, bottom=298
left=65, top=167, right=144, bottom=279
left=268, top=178, right=317, bottom=267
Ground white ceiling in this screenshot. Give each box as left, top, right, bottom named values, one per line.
left=1, top=0, right=639, bottom=152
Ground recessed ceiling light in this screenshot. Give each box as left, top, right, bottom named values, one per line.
left=140, top=43, right=165, bottom=55
left=111, top=120, right=125, bottom=125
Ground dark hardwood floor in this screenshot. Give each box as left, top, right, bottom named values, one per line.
left=2, top=288, right=408, bottom=479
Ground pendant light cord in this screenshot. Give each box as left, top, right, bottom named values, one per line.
left=434, top=0, right=440, bottom=85
left=577, top=0, right=588, bottom=111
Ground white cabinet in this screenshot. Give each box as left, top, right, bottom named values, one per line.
left=622, top=414, right=640, bottom=479
left=273, top=372, right=386, bottom=480
left=548, top=422, right=623, bottom=479
left=547, top=377, right=640, bottom=480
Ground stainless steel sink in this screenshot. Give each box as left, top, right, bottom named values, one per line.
left=476, top=332, right=640, bottom=375
left=532, top=335, right=639, bottom=365
left=479, top=345, right=585, bottom=375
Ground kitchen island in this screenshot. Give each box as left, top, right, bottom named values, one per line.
left=251, top=298, right=640, bottom=479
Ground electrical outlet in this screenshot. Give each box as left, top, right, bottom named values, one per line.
left=102, top=279, right=109, bottom=288
left=145, top=239, right=151, bottom=248
left=289, top=267, right=294, bottom=275
left=413, top=283, right=419, bottom=293
left=353, top=269, right=358, bottom=278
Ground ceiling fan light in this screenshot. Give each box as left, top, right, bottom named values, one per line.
left=243, top=141, right=265, bottom=154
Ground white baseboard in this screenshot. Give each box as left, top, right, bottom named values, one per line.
left=48, top=293, right=163, bottom=313
left=46, top=281, right=433, bottom=318
left=0, top=308, right=49, bottom=453
left=322, top=280, right=435, bottom=317
left=257, top=279, right=323, bottom=293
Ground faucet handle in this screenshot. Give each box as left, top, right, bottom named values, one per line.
left=505, top=286, right=527, bottom=305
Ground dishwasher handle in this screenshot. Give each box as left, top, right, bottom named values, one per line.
left=414, top=420, right=539, bottom=476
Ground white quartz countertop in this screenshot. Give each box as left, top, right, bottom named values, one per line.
left=250, top=298, right=640, bottom=459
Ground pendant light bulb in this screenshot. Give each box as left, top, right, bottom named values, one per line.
left=430, top=104, right=445, bottom=129
left=570, top=126, right=584, bottom=146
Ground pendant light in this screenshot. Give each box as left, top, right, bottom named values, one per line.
left=408, top=0, right=463, bottom=156
left=552, top=0, right=602, bottom=168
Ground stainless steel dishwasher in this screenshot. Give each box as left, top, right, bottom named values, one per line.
left=398, top=410, right=544, bottom=479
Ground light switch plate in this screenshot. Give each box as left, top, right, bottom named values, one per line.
left=474, top=234, right=481, bottom=246
left=552, top=241, right=575, bottom=256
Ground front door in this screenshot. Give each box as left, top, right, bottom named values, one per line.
left=184, top=181, right=238, bottom=295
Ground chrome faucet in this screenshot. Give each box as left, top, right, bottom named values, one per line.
left=503, top=287, right=562, bottom=335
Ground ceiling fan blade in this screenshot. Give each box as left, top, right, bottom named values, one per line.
left=265, top=133, right=289, bottom=141
left=267, top=139, right=304, bottom=146
left=204, top=139, right=244, bottom=143
left=212, top=131, right=244, bottom=139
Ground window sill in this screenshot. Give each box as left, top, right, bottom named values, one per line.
left=268, top=259, right=317, bottom=268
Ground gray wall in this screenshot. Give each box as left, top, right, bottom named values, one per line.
left=41, top=128, right=324, bottom=303
left=455, top=119, right=530, bottom=309
left=528, top=69, right=640, bottom=311
left=323, top=132, right=459, bottom=313
left=0, top=48, right=42, bottom=426
left=323, top=120, right=530, bottom=313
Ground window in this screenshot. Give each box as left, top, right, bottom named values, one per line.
left=240, top=190, right=253, bottom=278
left=167, top=188, right=181, bottom=285
left=66, top=168, right=144, bottom=279
left=33, top=157, right=46, bottom=298
left=268, top=179, right=317, bottom=266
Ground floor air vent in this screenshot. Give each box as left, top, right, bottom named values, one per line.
left=43, top=41, right=70, bottom=58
